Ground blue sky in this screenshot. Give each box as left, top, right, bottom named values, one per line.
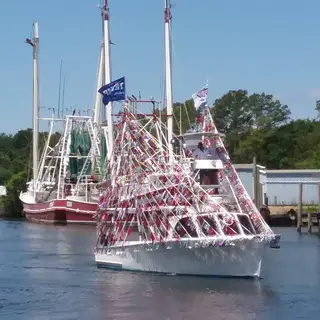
left=1, top=0, right=320, bottom=133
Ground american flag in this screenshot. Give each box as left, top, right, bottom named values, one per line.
left=196, top=86, right=208, bottom=98
left=192, top=85, right=208, bottom=110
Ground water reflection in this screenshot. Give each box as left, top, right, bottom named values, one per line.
left=96, top=270, right=277, bottom=319
left=0, top=222, right=319, bottom=320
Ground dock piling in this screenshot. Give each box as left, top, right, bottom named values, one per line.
left=308, top=212, right=312, bottom=233
left=253, top=157, right=258, bottom=207
left=318, top=184, right=320, bottom=233
left=297, top=183, right=303, bottom=232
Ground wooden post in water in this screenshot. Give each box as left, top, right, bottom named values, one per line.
left=308, top=211, right=312, bottom=233
left=307, top=184, right=312, bottom=232
left=253, top=157, right=258, bottom=207
left=318, top=184, right=320, bottom=233
left=258, top=182, right=263, bottom=210
left=297, top=183, right=303, bottom=232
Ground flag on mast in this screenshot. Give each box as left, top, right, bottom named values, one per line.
left=192, top=84, right=208, bottom=110
left=98, top=77, right=126, bottom=105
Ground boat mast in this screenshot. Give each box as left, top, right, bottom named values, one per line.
left=93, top=6, right=106, bottom=125
left=93, top=39, right=104, bottom=125
left=28, top=22, right=39, bottom=198
left=103, top=0, right=113, bottom=158
left=164, top=0, right=173, bottom=157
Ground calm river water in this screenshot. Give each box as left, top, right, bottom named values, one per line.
left=0, top=220, right=319, bottom=320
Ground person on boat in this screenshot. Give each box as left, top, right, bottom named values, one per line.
left=192, top=142, right=221, bottom=188
left=192, top=142, right=212, bottom=184
left=192, top=142, right=210, bottom=159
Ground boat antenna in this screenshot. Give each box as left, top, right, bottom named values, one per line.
left=62, top=76, right=66, bottom=118
left=57, top=58, right=63, bottom=118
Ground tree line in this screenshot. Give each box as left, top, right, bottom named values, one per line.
left=0, top=129, right=60, bottom=216
left=172, top=89, right=320, bottom=169
left=1, top=89, right=319, bottom=215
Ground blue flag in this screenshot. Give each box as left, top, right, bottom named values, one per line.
left=98, top=77, right=126, bottom=105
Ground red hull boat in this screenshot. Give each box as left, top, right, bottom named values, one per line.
left=22, top=22, right=104, bottom=226
left=22, top=198, right=97, bottom=224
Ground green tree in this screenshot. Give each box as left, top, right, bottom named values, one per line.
left=248, top=93, right=291, bottom=130
left=233, top=129, right=265, bottom=163
left=0, top=167, right=12, bottom=185
left=0, top=128, right=61, bottom=216
left=172, top=99, right=197, bottom=135
left=211, top=90, right=252, bottom=135
left=2, top=170, right=28, bottom=216
left=211, top=90, right=291, bottom=160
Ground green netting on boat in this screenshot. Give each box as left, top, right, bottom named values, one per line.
left=69, top=123, right=92, bottom=177
left=100, top=134, right=107, bottom=173
left=69, top=128, right=78, bottom=176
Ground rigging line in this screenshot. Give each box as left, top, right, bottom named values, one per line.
left=30, top=22, right=34, bottom=41
left=171, top=25, right=192, bottom=130
left=62, top=76, right=66, bottom=117
left=183, top=102, right=191, bottom=127
left=169, top=4, right=192, bottom=133
left=170, top=15, right=192, bottom=130
left=160, top=66, right=165, bottom=113
left=169, top=17, right=175, bottom=73
left=93, top=45, right=102, bottom=114
left=161, top=44, right=165, bottom=115
left=169, top=18, right=186, bottom=133
left=172, top=107, right=180, bottom=134
left=169, top=1, right=177, bottom=87
left=57, top=58, right=63, bottom=118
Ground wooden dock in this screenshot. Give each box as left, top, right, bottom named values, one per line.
left=251, top=159, right=320, bottom=233
left=259, top=183, right=320, bottom=233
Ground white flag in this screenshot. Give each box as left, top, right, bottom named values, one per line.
left=192, top=85, right=208, bottom=110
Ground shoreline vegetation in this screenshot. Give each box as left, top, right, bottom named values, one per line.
left=1, top=90, right=320, bottom=217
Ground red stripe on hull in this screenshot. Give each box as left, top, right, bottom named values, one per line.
left=65, top=201, right=96, bottom=224
left=22, top=199, right=97, bottom=224
left=66, top=209, right=96, bottom=224
left=25, top=210, right=67, bottom=224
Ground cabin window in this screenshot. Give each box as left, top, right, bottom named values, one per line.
left=218, top=214, right=240, bottom=236
left=238, top=215, right=255, bottom=235
left=116, top=225, right=137, bottom=242
left=175, top=217, right=198, bottom=238
left=158, top=221, right=168, bottom=239
left=125, top=227, right=139, bottom=241
left=174, top=222, right=188, bottom=238
left=197, top=216, right=218, bottom=236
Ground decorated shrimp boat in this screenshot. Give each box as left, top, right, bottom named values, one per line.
left=94, top=0, right=280, bottom=277
left=95, top=98, right=280, bottom=277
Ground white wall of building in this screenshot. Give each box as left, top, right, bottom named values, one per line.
left=0, top=186, right=6, bottom=196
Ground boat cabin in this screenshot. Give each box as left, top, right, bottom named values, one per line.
left=99, top=212, right=258, bottom=248
left=181, top=131, right=225, bottom=190
left=166, top=213, right=257, bottom=239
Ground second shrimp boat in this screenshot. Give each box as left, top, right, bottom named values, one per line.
left=94, top=0, right=280, bottom=278
left=20, top=21, right=106, bottom=224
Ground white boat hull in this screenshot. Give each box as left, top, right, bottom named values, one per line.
left=95, top=239, right=267, bottom=278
